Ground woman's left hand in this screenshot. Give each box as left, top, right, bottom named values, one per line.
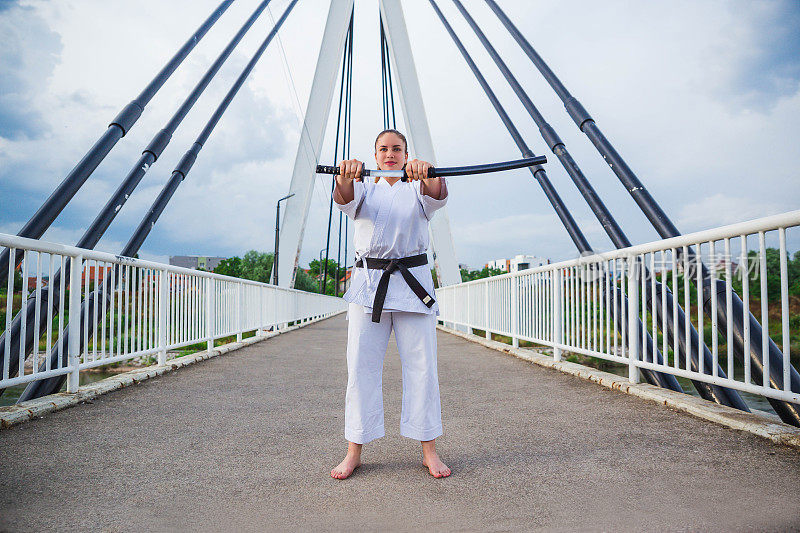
left=405, top=159, right=432, bottom=181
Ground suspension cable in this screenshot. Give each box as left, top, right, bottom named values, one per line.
left=321, top=9, right=354, bottom=295
left=380, top=14, right=397, bottom=130
left=384, top=22, right=397, bottom=129
left=338, top=20, right=356, bottom=297
left=380, top=16, right=389, bottom=130
left=337, top=15, right=355, bottom=297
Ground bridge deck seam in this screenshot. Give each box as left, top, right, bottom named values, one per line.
left=0, top=312, right=345, bottom=429
left=437, top=324, right=800, bottom=450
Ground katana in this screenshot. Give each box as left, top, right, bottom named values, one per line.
left=316, top=155, right=547, bottom=181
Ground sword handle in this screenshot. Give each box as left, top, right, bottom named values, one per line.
left=315, top=165, right=374, bottom=179
left=316, top=165, right=339, bottom=175
left=400, top=167, right=436, bottom=182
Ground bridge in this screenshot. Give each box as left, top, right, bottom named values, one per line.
left=1, top=1, right=799, bottom=530
left=3, top=314, right=800, bottom=531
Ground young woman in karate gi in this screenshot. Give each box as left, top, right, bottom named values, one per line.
left=330, top=129, right=451, bottom=480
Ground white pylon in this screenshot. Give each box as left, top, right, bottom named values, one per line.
left=276, top=0, right=354, bottom=288
left=277, top=0, right=461, bottom=289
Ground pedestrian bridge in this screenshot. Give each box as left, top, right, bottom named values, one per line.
left=2, top=210, right=800, bottom=530
left=2, top=313, right=799, bottom=531
left=2, top=0, right=800, bottom=529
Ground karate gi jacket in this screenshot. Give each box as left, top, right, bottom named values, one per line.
left=335, top=177, right=448, bottom=315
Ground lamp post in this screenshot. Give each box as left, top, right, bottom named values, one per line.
left=273, top=192, right=295, bottom=286
left=318, top=247, right=328, bottom=293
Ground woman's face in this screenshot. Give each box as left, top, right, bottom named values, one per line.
left=374, top=132, right=408, bottom=171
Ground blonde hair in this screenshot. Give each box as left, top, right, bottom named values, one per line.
left=374, top=129, right=408, bottom=183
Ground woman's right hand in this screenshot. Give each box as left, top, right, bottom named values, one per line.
left=338, top=159, right=363, bottom=183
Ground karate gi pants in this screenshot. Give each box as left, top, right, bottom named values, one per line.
left=345, top=302, right=443, bottom=444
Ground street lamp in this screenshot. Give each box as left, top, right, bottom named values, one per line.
left=273, top=192, right=295, bottom=286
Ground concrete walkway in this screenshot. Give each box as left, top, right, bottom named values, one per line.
left=1, top=314, right=799, bottom=532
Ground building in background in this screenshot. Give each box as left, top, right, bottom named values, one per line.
left=486, top=255, right=549, bottom=273
left=338, top=267, right=352, bottom=294
left=169, top=255, right=227, bottom=272
left=81, top=265, right=113, bottom=283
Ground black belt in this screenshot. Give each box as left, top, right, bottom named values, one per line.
left=355, top=253, right=435, bottom=323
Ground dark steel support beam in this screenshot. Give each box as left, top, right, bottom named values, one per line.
left=452, top=0, right=747, bottom=409
left=0, top=0, right=235, bottom=286
left=428, top=0, right=679, bottom=391
left=0, top=0, right=274, bottom=389
left=484, top=0, right=798, bottom=425
left=16, top=0, right=300, bottom=402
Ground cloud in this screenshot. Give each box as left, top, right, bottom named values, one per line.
left=0, top=2, right=61, bottom=139
left=677, top=194, right=788, bottom=230
left=716, top=0, right=800, bottom=110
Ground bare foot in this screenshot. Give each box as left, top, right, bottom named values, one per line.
left=331, top=454, right=361, bottom=480
left=423, top=452, right=451, bottom=478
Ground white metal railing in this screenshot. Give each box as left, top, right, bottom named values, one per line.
left=437, top=210, right=800, bottom=405
left=0, top=233, right=346, bottom=393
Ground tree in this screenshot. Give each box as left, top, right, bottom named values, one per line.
left=214, top=256, right=242, bottom=279
left=306, top=259, right=344, bottom=295
left=240, top=250, right=274, bottom=284
left=460, top=266, right=503, bottom=282
left=308, top=259, right=343, bottom=293
left=213, top=251, right=340, bottom=295
left=308, top=258, right=340, bottom=280
left=13, top=266, right=23, bottom=292
left=294, top=268, right=318, bottom=292
left=729, top=248, right=800, bottom=303
left=213, top=251, right=274, bottom=284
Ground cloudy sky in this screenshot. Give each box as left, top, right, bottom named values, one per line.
left=1, top=0, right=799, bottom=272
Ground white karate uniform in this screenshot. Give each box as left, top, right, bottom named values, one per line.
left=336, top=177, right=448, bottom=444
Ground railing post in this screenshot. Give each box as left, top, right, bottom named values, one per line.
left=274, top=288, right=280, bottom=331
left=627, top=257, right=640, bottom=384
left=67, top=255, right=83, bottom=393
left=236, top=281, right=243, bottom=342
left=511, top=274, right=519, bottom=348
left=206, top=277, right=215, bottom=352
left=552, top=269, right=562, bottom=362
left=257, top=285, right=265, bottom=336
left=484, top=281, right=490, bottom=339
left=466, top=284, right=471, bottom=335
left=158, top=269, right=168, bottom=365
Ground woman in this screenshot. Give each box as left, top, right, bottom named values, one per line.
left=330, top=129, right=451, bottom=480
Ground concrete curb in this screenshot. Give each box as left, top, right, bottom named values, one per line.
left=0, top=312, right=345, bottom=430
left=438, top=324, right=800, bottom=450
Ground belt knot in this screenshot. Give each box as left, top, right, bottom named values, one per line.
left=356, top=253, right=435, bottom=323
